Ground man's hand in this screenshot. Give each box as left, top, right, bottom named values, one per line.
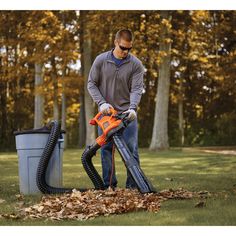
left=99, top=103, right=114, bottom=115
left=122, top=109, right=137, bottom=121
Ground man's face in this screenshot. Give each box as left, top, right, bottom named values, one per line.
left=114, top=38, right=133, bottom=59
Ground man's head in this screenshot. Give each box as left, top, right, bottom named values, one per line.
left=114, top=29, right=133, bottom=59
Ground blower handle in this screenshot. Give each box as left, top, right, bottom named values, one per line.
left=89, top=107, right=117, bottom=126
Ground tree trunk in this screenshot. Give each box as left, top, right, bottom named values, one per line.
left=82, top=12, right=95, bottom=145
left=34, top=63, right=44, bottom=128
left=78, top=93, right=86, bottom=148
left=0, top=46, right=9, bottom=148
left=149, top=11, right=172, bottom=150
left=178, top=76, right=184, bottom=146
left=78, top=12, right=86, bottom=148
left=61, top=68, right=67, bottom=148
left=14, top=44, right=21, bottom=130
left=52, top=58, right=59, bottom=121
left=0, top=82, right=8, bottom=148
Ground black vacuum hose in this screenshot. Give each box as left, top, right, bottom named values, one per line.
left=36, top=120, right=104, bottom=194
left=81, top=144, right=105, bottom=190
left=36, top=120, right=74, bottom=194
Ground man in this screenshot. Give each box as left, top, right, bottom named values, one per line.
left=87, top=29, right=144, bottom=189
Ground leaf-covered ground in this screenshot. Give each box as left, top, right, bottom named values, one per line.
left=1, top=188, right=201, bottom=221
left=0, top=148, right=236, bottom=225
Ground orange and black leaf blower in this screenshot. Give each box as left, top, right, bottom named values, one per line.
left=36, top=109, right=156, bottom=194
left=81, top=108, right=156, bottom=194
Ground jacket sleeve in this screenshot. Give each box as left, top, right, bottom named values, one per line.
left=129, top=61, right=144, bottom=111
left=87, top=56, right=106, bottom=106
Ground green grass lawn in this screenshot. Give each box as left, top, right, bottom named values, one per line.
left=0, top=147, right=236, bottom=226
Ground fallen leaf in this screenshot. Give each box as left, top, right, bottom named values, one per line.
left=195, top=201, right=206, bottom=208
left=20, top=188, right=200, bottom=221
left=1, top=213, right=21, bottom=219
left=165, top=178, right=173, bottom=181
left=0, top=199, right=6, bottom=204
left=37, top=206, right=44, bottom=212
left=15, top=194, right=24, bottom=201
left=198, top=190, right=209, bottom=195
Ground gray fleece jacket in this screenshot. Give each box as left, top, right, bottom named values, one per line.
left=87, top=50, right=144, bottom=113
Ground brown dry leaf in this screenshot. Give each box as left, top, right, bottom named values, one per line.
left=18, top=188, right=201, bottom=221
left=37, top=206, right=44, bottom=212
left=1, top=213, right=21, bottom=220
left=165, top=178, right=173, bottom=181
left=43, top=201, right=52, bottom=207
left=15, top=194, right=24, bottom=201
left=0, top=199, right=6, bottom=204
left=195, top=201, right=206, bottom=208
left=66, top=202, right=73, bottom=209
left=24, top=207, right=33, bottom=213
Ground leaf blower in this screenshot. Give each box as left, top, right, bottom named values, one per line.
left=36, top=108, right=156, bottom=194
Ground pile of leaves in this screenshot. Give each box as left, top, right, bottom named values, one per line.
left=12, top=188, right=198, bottom=221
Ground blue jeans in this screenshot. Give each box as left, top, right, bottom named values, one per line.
left=98, top=119, right=140, bottom=189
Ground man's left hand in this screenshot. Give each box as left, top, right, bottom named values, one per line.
left=122, top=109, right=137, bottom=121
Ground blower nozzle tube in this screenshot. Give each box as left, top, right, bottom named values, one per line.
left=113, top=133, right=156, bottom=194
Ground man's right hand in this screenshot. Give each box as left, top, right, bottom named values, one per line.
left=99, top=103, right=114, bottom=115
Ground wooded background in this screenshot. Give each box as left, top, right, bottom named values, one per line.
left=0, top=10, right=235, bottom=151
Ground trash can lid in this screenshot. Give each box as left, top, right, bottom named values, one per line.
left=14, top=126, right=66, bottom=136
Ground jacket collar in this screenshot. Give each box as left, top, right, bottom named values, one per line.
left=106, top=49, right=131, bottom=64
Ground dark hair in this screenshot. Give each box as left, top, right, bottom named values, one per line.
left=115, top=29, right=133, bottom=42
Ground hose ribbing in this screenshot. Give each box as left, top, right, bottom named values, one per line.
left=36, top=120, right=104, bottom=194
left=81, top=144, right=105, bottom=190
left=36, top=120, right=75, bottom=194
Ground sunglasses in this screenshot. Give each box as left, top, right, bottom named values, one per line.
left=119, top=45, right=132, bottom=51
